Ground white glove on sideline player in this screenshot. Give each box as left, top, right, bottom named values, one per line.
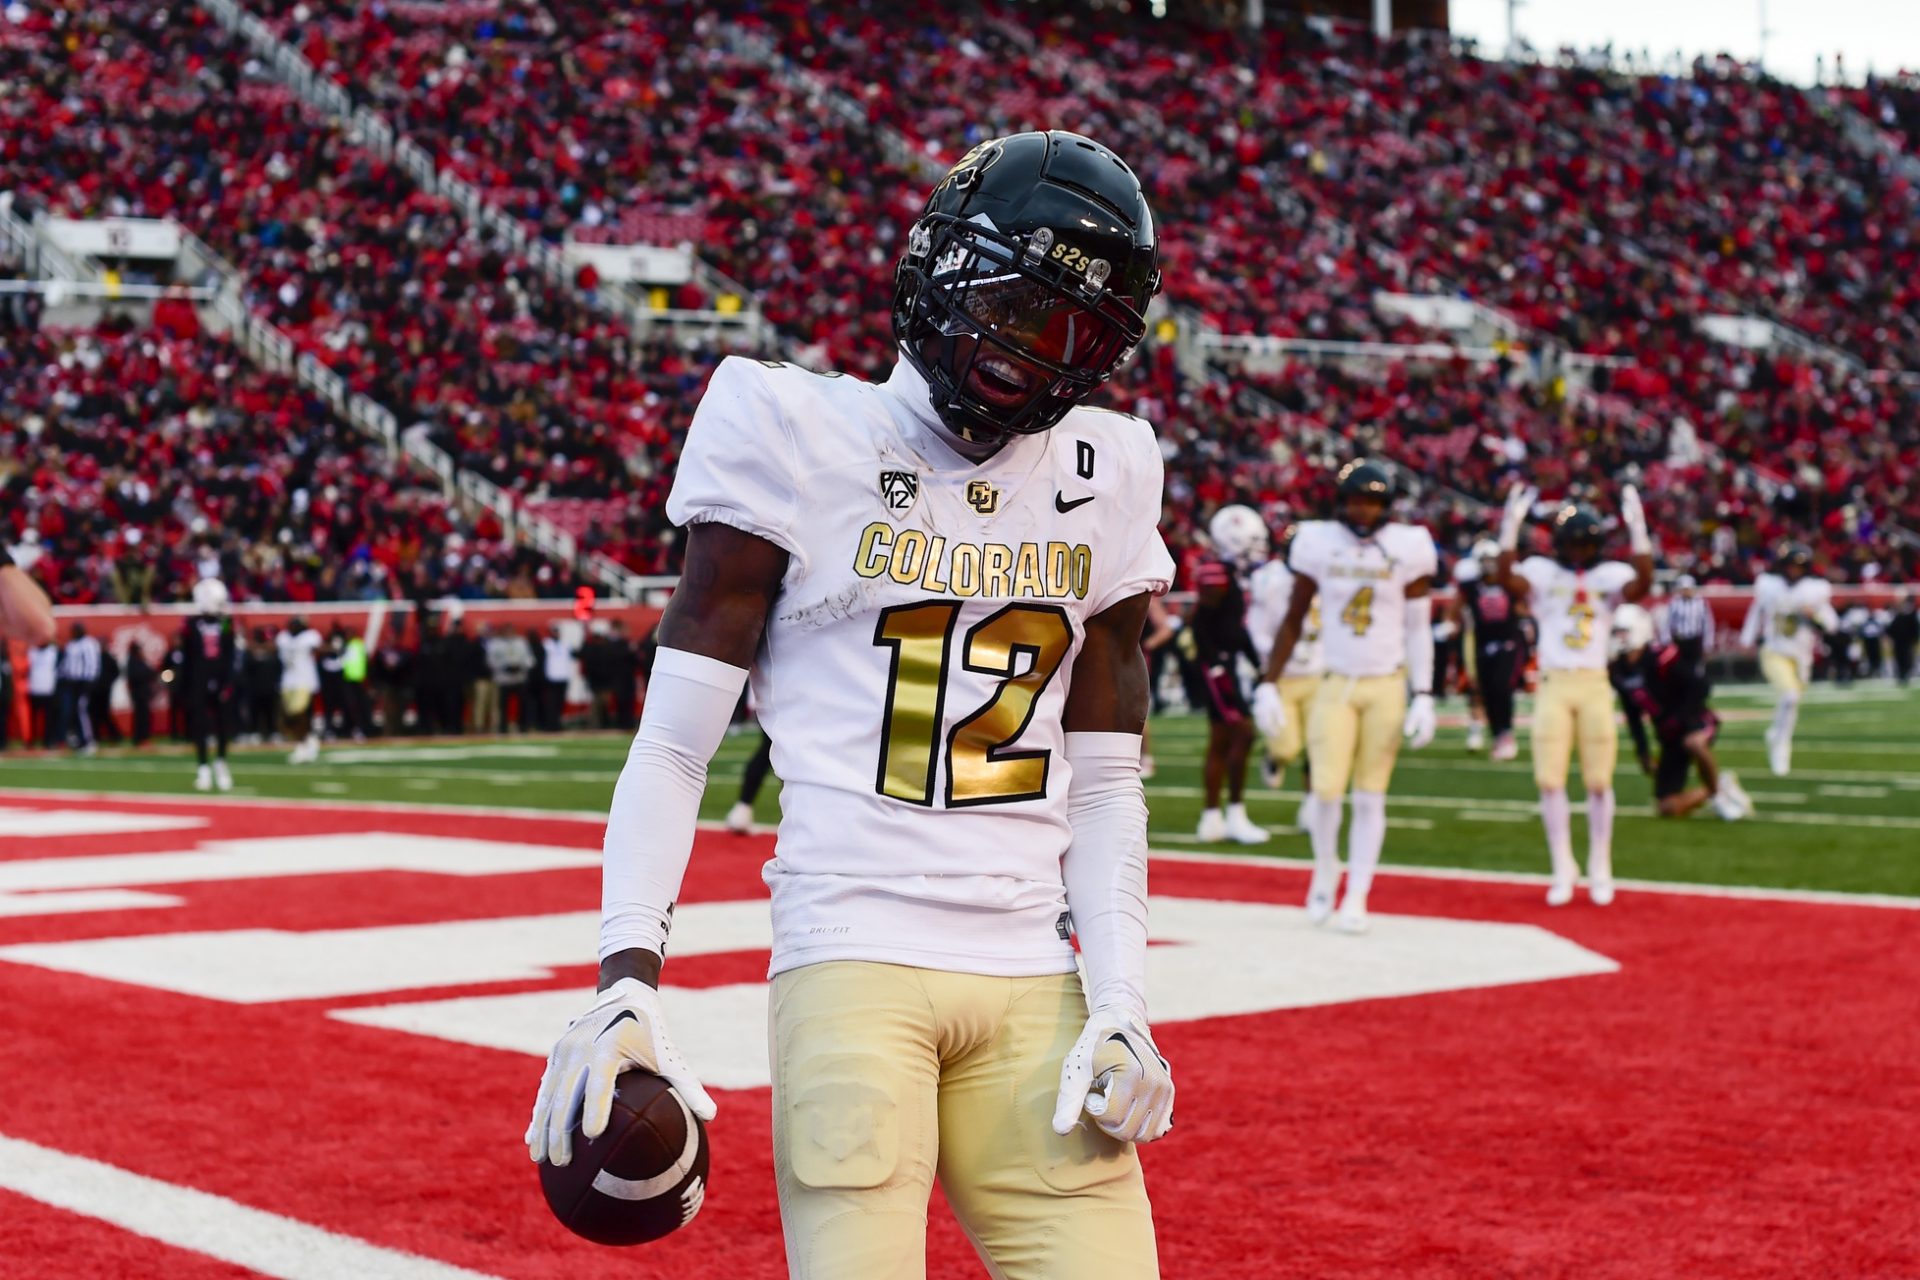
left=1498, top=484, right=1538, bottom=552
left=527, top=978, right=717, bottom=1166
left=1252, top=681, right=1288, bottom=744
left=1052, top=1007, right=1175, bottom=1145
left=1620, top=484, right=1651, bottom=555
left=1403, top=692, right=1437, bottom=749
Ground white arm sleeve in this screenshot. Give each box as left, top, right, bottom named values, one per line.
left=1739, top=599, right=1763, bottom=648
left=1061, top=732, right=1151, bottom=1021
left=1404, top=594, right=1435, bottom=695
left=598, top=646, right=750, bottom=962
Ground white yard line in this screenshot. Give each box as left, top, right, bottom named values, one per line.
left=0, top=1135, right=503, bottom=1280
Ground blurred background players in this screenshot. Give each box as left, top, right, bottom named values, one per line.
left=1190, top=505, right=1270, bottom=845
left=183, top=578, right=237, bottom=791
left=1451, top=539, right=1523, bottom=761
left=1738, top=544, right=1837, bottom=776
left=1610, top=604, right=1750, bottom=822
left=1256, top=461, right=1438, bottom=933
left=1892, top=590, right=1919, bottom=686
left=278, top=615, right=324, bottom=763
left=1493, top=486, right=1654, bottom=906
left=1248, top=524, right=1323, bottom=830
left=1660, top=574, right=1712, bottom=671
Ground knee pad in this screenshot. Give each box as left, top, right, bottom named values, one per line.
left=785, top=1055, right=902, bottom=1191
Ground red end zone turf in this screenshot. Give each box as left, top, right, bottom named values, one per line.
left=0, top=794, right=1915, bottom=1279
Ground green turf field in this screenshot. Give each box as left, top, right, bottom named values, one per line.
left=5, top=682, right=1918, bottom=897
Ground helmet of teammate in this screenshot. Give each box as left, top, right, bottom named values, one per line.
left=1334, top=460, right=1393, bottom=537
left=1472, top=538, right=1501, bottom=564
left=892, top=131, right=1161, bottom=448
left=1611, top=603, right=1655, bottom=659
left=1551, top=504, right=1604, bottom=570
left=1207, top=504, right=1269, bottom=568
left=1775, top=541, right=1814, bottom=581
left=192, top=576, right=230, bottom=616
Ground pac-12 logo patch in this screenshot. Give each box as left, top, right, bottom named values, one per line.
left=879, top=470, right=919, bottom=516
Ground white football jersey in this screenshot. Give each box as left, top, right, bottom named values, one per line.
left=1514, top=557, right=1638, bottom=671
left=1247, top=558, right=1324, bottom=677
left=667, top=357, right=1174, bottom=980
left=276, top=628, right=323, bottom=692
left=1747, top=572, right=1837, bottom=667
left=1287, top=521, right=1437, bottom=678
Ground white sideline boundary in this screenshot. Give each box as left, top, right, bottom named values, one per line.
left=0, top=789, right=1916, bottom=913
left=0, top=1136, right=502, bottom=1280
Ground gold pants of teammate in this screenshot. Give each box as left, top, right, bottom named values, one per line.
left=1761, top=650, right=1807, bottom=696
left=770, top=961, right=1158, bottom=1280
left=1531, top=667, right=1618, bottom=791
left=1307, top=671, right=1406, bottom=800
left=1265, top=674, right=1322, bottom=765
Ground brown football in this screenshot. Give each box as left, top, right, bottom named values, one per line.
left=537, top=1070, right=710, bottom=1246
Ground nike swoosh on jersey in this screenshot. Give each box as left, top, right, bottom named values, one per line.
left=1054, top=493, right=1096, bottom=512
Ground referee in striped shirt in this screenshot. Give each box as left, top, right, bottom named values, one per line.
left=1661, top=575, right=1713, bottom=669
left=58, top=621, right=102, bottom=754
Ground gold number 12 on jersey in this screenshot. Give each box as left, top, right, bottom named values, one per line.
left=873, top=602, right=1074, bottom=807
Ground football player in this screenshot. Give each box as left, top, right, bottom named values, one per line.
left=528, top=132, right=1174, bottom=1279
left=1247, top=524, right=1324, bottom=829
left=1492, top=486, right=1654, bottom=906
left=1610, top=604, right=1751, bottom=821
left=1739, top=543, right=1836, bottom=777
left=183, top=577, right=237, bottom=792
left=1189, top=505, right=1270, bottom=844
left=1452, top=539, right=1523, bottom=761
left=1253, top=461, right=1438, bottom=934
left=277, top=616, right=324, bottom=764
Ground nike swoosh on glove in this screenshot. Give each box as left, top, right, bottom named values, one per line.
left=1252, top=681, right=1288, bottom=744
left=1052, top=1006, right=1174, bottom=1145
left=526, top=978, right=716, bottom=1167
left=1403, top=692, right=1437, bottom=749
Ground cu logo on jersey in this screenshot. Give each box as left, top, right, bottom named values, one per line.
left=965, top=480, right=1001, bottom=516
left=879, top=470, right=919, bottom=517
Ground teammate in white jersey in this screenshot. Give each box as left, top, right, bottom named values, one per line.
left=276, top=617, right=324, bottom=764
left=1491, top=487, right=1654, bottom=906
left=528, top=132, right=1175, bottom=1280
left=1738, top=542, right=1836, bottom=777
left=1248, top=525, right=1325, bottom=828
left=1253, top=461, right=1438, bottom=934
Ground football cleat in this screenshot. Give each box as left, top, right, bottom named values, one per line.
left=1334, top=898, right=1370, bottom=935
left=1259, top=756, right=1280, bottom=789
left=723, top=801, right=754, bottom=834
left=1196, top=809, right=1227, bottom=844
left=194, top=764, right=212, bottom=792
left=1546, top=877, right=1577, bottom=907
left=1305, top=887, right=1336, bottom=926
left=1465, top=722, right=1486, bottom=752
left=1589, top=878, right=1616, bottom=907
left=213, top=760, right=234, bottom=792
left=1140, top=754, right=1156, bottom=780
left=1223, top=805, right=1269, bottom=845
left=1491, top=733, right=1519, bottom=762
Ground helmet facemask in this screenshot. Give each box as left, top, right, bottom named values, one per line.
left=897, top=213, right=1147, bottom=448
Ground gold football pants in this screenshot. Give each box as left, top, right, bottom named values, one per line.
left=1530, top=667, right=1618, bottom=791
left=1307, top=671, right=1407, bottom=799
left=770, top=961, right=1158, bottom=1280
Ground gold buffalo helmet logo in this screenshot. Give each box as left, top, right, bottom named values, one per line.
left=940, top=139, right=1005, bottom=193
left=965, top=480, right=1001, bottom=515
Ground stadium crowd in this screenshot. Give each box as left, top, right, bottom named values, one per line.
left=2, top=0, right=1918, bottom=608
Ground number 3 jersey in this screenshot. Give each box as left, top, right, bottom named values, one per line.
left=666, top=357, right=1175, bottom=979
left=1514, top=557, right=1638, bottom=670
left=1286, top=521, right=1437, bottom=678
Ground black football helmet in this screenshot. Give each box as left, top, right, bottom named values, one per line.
left=892, top=131, right=1161, bottom=447
left=1552, top=504, right=1605, bottom=569
left=1334, top=460, right=1394, bottom=536
left=1775, top=541, right=1814, bottom=580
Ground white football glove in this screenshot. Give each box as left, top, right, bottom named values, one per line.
left=1252, top=681, right=1288, bottom=744
left=1052, top=1006, right=1174, bottom=1145
left=1403, top=692, right=1437, bottom=750
left=1620, top=484, right=1651, bottom=555
left=526, top=978, right=716, bottom=1167
left=1498, top=484, right=1538, bottom=553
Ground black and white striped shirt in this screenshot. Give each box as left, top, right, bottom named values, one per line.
left=59, top=635, right=102, bottom=683
left=1663, top=595, right=1712, bottom=649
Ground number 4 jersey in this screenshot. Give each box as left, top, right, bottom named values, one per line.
left=1286, top=521, right=1437, bottom=677
left=667, top=357, right=1174, bottom=979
